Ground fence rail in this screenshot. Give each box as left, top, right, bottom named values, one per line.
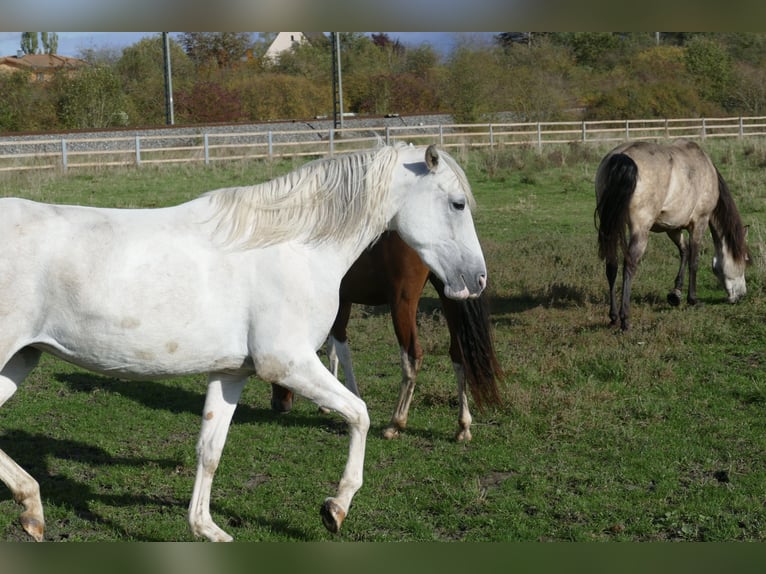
left=2, top=115, right=766, bottom=174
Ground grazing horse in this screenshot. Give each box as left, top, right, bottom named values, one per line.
left=595, top=139, right=749, bottom=330
left=0, top=143, right=487, bottom=542
left=271, top=230, right=502, bottom=442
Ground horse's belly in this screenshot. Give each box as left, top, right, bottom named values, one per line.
left=33, top=336, right=255, bottom=380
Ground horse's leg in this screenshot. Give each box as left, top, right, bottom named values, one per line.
left=605, top=257, right=619, bottom=326
left=439, top=294, right=472, bottom=442
left=620, top=231, right=649, bottom=331
left=383, top=299, right=422, bottom=440
left=188, top=373, right=247, bottom=542
left=666, top=229, right=688, bottom=307
left=271, top=352, right=369, bottom=534
left=452, top=363, right=472, bottom=442
left=686, top=224, right=707, bottom=306
left=0, top=348, right=43, bottom=541
left=326, top=301, right=359, bottom=396
left=270, top=383, right=293, bottom=413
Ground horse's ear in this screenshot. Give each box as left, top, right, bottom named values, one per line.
left=425, top=144, right=439, bottom=172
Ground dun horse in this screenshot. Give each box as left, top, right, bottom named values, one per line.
left=271, top=230, right=502, bottom=442
left=595, top=139, right=749, bottom=330
left=0, top=143, right=487, bottom=541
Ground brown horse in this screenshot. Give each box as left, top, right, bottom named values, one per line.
left=271, top=231, right=502, bottom=442
left=595, top=139, right=749, bottom=331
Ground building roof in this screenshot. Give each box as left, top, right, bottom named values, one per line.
left=0, top=53, right=89, bottom=73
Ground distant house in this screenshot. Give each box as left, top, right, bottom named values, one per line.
left=263, top=32, right=327, bottom=62
left=0, top=53, right=88, bottom=82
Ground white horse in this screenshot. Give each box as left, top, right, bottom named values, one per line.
left=0, top=143, right=487, bottom=542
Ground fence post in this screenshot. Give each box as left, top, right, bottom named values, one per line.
left=267, top=131, right=273, bottom=160
left=739, top=117, right=744, bottom=138
left=135, top=136, right=141, bottom=166
left=329, top=128, right=334, bottom=156
left=625, top=120, right=630, bottom=140
left=581, top=121, right=586, bottom=143
left=702, top=118, right=707, bottom=138
left=536, top=123, right=542, bottom=152
left=489, top=124, right=494, bottom=148
left=439, top=125, right=444, bottom=146
left=204, top=133, right=210, bottom=165
left=61, top=138, right=67, bottom=170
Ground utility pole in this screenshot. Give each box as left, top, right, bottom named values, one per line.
left=163, top=32, right=175, bottom=126
left=331, top=32, right=344, bottom=129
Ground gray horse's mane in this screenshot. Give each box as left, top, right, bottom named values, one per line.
left=205, top=144, right=403, bottom=249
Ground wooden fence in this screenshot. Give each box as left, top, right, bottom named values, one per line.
left=2, top=115, right=766, bottom=174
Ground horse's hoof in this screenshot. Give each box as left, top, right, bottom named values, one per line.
left=382, top=426, right=400, bottom=440
left=667, top=290, right=682, bottom=307
left=20, top=513, right=44, bottom=542
left=455, top=428, right=472, bottom=442
left=270, top=399, right=292, bottom=414
left=320, top=498, right=345, bottom=533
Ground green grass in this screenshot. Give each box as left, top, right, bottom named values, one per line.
left=1, top=140, right=766, bottom=541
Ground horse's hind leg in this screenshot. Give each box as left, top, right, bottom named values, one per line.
left=0, top=348, right=44, bottom=541
left=666, top=229, right=688, bottom=307
left=620, top=231, right=649, bottom=331
left=605, top=258, right=619, bottom=326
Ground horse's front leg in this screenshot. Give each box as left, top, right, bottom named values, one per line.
left=453, top=363, right=473, bottom=442
left=383, top=347, right=421, bottom=439
left=666, top=229, right=688, bottom=307
left=188, top=374, right=246, bottom=542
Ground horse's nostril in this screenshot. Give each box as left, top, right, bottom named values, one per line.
left=478, top=274, right=487, bottom=290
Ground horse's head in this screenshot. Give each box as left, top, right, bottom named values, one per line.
left=389, top=145, right=486, bottom=300
left=712, top=253, right=747, bottom=303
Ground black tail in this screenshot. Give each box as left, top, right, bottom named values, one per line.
left=595, top=153, right=638, bottom=265
left=430, top=274, right=503, bottom=410
left=455, top=293, right=503, bottom=410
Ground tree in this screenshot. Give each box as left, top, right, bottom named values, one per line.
left=20, top=33, right=38, bottom=55
left=179, top=33, right=253, bottom=68
left=116, top=35, right=194, bottom=125
left=54, top=66, right=128, bottom=129
left=20, top=32, right=58, bottom=54
left=41, top=33, right=58, bottom=54
left=684, top=35, right=734, bottom=110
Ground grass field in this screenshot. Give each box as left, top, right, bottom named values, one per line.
left=1, top=139, right=766, bottom=541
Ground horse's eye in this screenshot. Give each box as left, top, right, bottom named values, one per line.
left=451, top=201, right=465, bottom=211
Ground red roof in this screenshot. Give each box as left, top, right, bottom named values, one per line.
left=0, top=53, right=88, bottom=72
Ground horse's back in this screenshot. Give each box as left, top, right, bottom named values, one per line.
left=602, top=140, right=718, bottom=231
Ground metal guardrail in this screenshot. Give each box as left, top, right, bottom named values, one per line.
left=2, top=116, right=766, bottom=174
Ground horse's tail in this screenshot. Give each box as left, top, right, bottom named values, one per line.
left=713, top=167, right=750, bottom=265
left=455, top=292, right=504, bottom=410
left=429, top=273, right=503, bottom=410
left=594, top=152, right=638, bottom=266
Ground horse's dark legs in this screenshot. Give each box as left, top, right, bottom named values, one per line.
left=383, top=294, right=423, bottom=440
left=666, top=229, right=688, bottom=307
left=605, top=258, right=619, bottom=326
left=619, top=232, right=648, bottom=331
left=686, top=226, right=706, bottom=306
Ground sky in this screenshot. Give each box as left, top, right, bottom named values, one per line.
left=0, top=32, right=493, bottom=59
